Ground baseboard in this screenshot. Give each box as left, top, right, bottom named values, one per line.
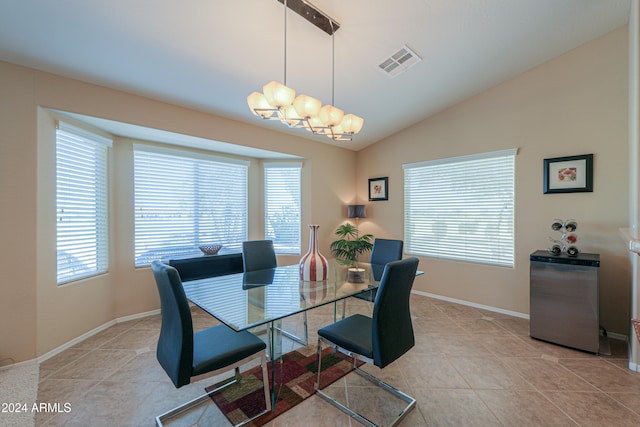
left=411, top=290, right=530, bottom=319
left=37, top=309, right=161, bottom=364
left=116, top=309, right=161, bottom=324
left=411, top=291, right=633, bottom=344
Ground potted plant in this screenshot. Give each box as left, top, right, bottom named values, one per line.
left=330, top=223, right=373, bottom=282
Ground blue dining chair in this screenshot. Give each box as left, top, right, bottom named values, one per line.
left=369, top=238, right=404, bottom=282
left=241, top=240, right=277, bottom=272
left=342, top=238, right=404, bottom=318
left=151, top=261, right=271, bottom=427
left=242, top=240, right=309, bottom=346
left=316, top=257, right=419, bottom=427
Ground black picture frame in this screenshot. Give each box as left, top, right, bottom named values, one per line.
left=543, top=154, right=593, bottom=194
left=368, top=177, right=388, bottom=201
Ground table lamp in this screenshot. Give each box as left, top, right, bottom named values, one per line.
left=347, top=204, right=366, bottom=225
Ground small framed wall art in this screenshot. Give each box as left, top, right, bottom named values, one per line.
left=543, top=154, right=593, bottom=194
left=368, top=177, right=388, bottom=201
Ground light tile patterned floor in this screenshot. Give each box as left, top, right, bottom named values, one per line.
left=35, top=295, right=640, bottom=426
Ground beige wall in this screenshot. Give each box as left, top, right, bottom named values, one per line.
left=0, top=60, right=356, bottom=363
left=0, top=62, right=38, bottom=365
left=0, top=25, right=632, bottom=364
left=357, top=27, right=631, bottom=335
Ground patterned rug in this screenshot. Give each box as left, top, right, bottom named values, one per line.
left=206, top=345, right=357, bottom=426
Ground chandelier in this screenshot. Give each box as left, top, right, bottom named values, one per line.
left=246, top=0, right=364, bottom=142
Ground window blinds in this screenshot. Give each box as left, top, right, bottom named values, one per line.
left=134, top=145, right=248, bottom=266
left=56, top=122, right=111, bottom=284
left=264, top=162, right=302, bottom=255
left=403, top=148, right=517, bottom=268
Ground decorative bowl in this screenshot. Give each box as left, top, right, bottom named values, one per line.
left=199, top=244, right=222, bottom=255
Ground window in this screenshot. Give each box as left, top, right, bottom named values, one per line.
left=134, top=145, right=248, bottom=266
left=403, top=148, right=517, bottom=268
left=56, top=122, right=111, bottom=284
left=264, top=163, right=301, bottom=255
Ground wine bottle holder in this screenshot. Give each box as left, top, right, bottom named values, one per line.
left=549, top=219, right=579, bottom=257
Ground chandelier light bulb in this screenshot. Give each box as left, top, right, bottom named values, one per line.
left=263, top=81, right=296, bottom=107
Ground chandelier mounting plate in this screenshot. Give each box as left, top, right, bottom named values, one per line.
left=277, top=0, right=340, bottom=35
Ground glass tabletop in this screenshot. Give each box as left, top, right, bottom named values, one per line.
left=182, top=260, right=378, bottom=331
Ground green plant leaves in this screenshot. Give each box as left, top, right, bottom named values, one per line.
left=329, top=222, right=373, bottom=266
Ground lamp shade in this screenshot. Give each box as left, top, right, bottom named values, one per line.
left=293, top=94, right=322, bottom=118
left=304, top=115, right=325, bottom=132
left=263, top=81, right=296, bottom=107
left=340, top=114, right=365, bottom=134
left=348, top=204, right=366, bottom=219
left=331, top=122, right=344, bottom=136
left=318, top=104, right=344, bottom=126
left=280, top=104, right=301, bottom=127
left=247, top=92, right=276, bottom=119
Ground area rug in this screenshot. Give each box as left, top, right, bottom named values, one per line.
left=206, top=345, right=358, bottom=426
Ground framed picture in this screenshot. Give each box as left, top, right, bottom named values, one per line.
left=369, top=177, right=388, bottom=201
left=543, top=154, right=593, bottom=194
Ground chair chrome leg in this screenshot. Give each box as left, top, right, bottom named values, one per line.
left=315, top=338, right=323, bottom=390
left=315, top=339, right=377, bottom=427
left=353, top=366, right=416, bottom=425
left=156, top=351, right=271, bottom=427
left=314, top=338, right=416, bottom=427
left=316, top=388, right=379, bottom=427
left=260, top=352, right=272, bottom=413
left=156, top=377, right=240, bottom=427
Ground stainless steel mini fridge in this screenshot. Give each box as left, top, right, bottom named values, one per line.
left=530, top=250, right=600, bottom=353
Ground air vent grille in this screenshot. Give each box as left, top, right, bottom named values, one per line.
left=378, top=45, right=421, bottom=78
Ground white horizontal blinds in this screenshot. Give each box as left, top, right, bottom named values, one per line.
left=264, top=162, right=302, bottom=255
left=134, top=145, right=248, bottom=266
left=404, top=149, right=517, bottom=268
left=56, top=122, right=111, bottom=284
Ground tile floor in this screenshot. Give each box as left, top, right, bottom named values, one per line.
left=35, top=294, right=640, bottom=426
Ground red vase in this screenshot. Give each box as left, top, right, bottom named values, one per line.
left=299, top=225, right=328, bottom=281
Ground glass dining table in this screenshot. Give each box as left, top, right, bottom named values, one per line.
left=181, top=259, right=379, bottom=408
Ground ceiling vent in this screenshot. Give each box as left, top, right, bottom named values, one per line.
left=378, top=45, right=421, bottom=78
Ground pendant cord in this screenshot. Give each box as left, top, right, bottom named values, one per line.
left=284, top=0, right=287, bottom=86
left=331, top=22, right=335, bottom=105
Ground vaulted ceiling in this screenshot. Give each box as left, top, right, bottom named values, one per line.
left=0, top=0, right=632, bottom=151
